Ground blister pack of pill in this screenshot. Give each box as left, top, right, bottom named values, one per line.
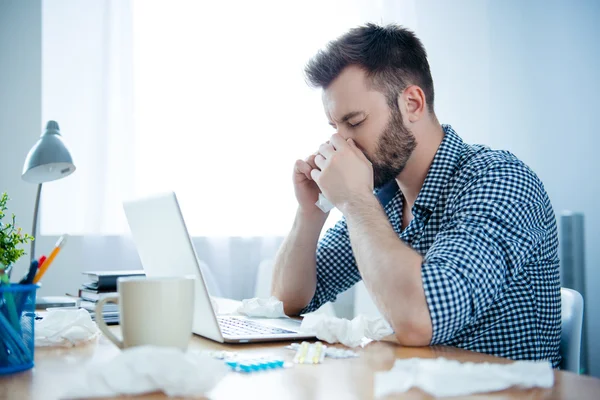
left=225, top=357, right=286, bottom=373
left=292, top=341, right=326, bottom=364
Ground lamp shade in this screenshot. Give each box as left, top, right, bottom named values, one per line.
left=22, top=120, right=76, bottom=183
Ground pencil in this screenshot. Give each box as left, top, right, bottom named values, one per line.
left=33, top=235, right=68, bottom=284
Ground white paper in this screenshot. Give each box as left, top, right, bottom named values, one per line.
left=35, top=309, right=100, bottom=347
left=300, top=314, right=393, bottom=347
left=236, top=296, right=287, bottom=318
left=315, top=193, right=335, bottom=213
left=63, top=346, right=228, bottom=399
left=375, top=357, right=554, bottom=398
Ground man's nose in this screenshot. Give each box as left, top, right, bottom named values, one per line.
left=335, top=129, right=351, bottom=141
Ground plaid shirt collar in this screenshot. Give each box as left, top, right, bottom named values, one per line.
left=412, top=124, right=463, bottom=216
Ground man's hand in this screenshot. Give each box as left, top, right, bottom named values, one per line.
left=311, top=134, right=374, bottom=213
left=293, top=153, right=324, bottom=215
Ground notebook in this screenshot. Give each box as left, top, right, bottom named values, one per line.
left=82, top=270, right=145, bottom=291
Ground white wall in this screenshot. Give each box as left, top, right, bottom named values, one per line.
left=0, top=0, right=42, bottom=276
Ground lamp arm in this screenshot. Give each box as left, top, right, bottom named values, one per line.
left=30, top=183, right=42, bottom=264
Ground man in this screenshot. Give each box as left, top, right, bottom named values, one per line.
left=271, top=23, right=561, bottom=366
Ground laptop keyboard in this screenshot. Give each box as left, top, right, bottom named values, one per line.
left=218, top=317, right=296, bottom=336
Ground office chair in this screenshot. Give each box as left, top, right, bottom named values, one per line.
left=560, top=287, right=584, bottom=373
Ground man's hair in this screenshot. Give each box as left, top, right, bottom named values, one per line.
left=305, top=23, right=435, bottom=113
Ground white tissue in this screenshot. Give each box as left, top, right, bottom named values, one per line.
left=236, top=296, right=287, bottom=318
left=286, top=342, right=359, bottom=359
left=315, top=193, right=335, bottom=213
left=300, top=314, right=393, bottom=347
left=63, top=346, right=228, bottom=399
left=375, top=358, right=554, bottom=398
left=35, top=309, right=100, bottom=347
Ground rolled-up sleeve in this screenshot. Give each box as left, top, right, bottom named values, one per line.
left=422, top=164, right=548, bottom=344
left=300, top=218, right=362, bottom=314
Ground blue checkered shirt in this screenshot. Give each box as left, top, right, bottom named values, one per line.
left=302, top=125, right=561, bottom=367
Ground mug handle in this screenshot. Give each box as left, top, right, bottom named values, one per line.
left=95, top=296, right=123, bottom=349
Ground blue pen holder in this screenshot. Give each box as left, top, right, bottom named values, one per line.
left=0, top=284, right=38, bottom=375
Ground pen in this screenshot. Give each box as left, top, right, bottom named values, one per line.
left=33, top=235, right=68, bottom=284
left=38, top=255, right=47, bottom=269
left=13, top=259, right=39, bottom=316
left=19, top=260, right=39, bottom=285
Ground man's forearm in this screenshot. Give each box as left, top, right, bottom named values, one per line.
left=271, top=208, right=327, bottom=315
left=342, top=194, right=432, bottom=346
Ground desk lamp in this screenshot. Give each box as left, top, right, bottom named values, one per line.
left=22, top=120, right=76, bottom=263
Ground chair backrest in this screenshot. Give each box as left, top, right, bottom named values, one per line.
left=560, top=287, right=584, bottom=373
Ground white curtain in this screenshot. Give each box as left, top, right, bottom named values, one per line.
left=41, top=0, right=416, bottom=299
left=42, top=0, right=136, bottom=235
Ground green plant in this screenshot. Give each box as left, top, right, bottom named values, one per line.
left=0, top=192, right=34, bottom=268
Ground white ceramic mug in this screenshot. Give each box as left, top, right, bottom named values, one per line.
left=95, top=276, right=195, bottom=350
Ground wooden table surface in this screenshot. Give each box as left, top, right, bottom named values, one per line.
left=2, top=301, right=600, bottom=399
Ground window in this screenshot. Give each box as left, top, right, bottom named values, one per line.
left=41, top=0, right=410, bottom=236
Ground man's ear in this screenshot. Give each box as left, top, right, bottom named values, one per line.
left=398, top=85, right=426, bottom=123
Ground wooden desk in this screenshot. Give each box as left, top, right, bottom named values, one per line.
left=2, top=297, right=600, bottom=399
left=2, top=331, right=600, bottom=400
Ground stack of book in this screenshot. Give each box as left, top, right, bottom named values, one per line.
left=79, top=270, right=145, bottom=324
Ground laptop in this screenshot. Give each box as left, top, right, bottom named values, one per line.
left=122, top=192, right=315, bottom=343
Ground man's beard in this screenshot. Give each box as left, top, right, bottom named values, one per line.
left=366, top=107, right=417, bottom=188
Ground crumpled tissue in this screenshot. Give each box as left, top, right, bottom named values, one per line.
left=62, top=346, right=229, bottom=399
left=237, top=296, right=287, bottom=318
left=315, top=193, right=335, bottom=213
left=286, top=342, right=359, bottom=359
left=300, top=314, right=393, bottom=347
left=375, top=357, right=554, bottom=398
left=35, top=308, right=100, bottom=347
